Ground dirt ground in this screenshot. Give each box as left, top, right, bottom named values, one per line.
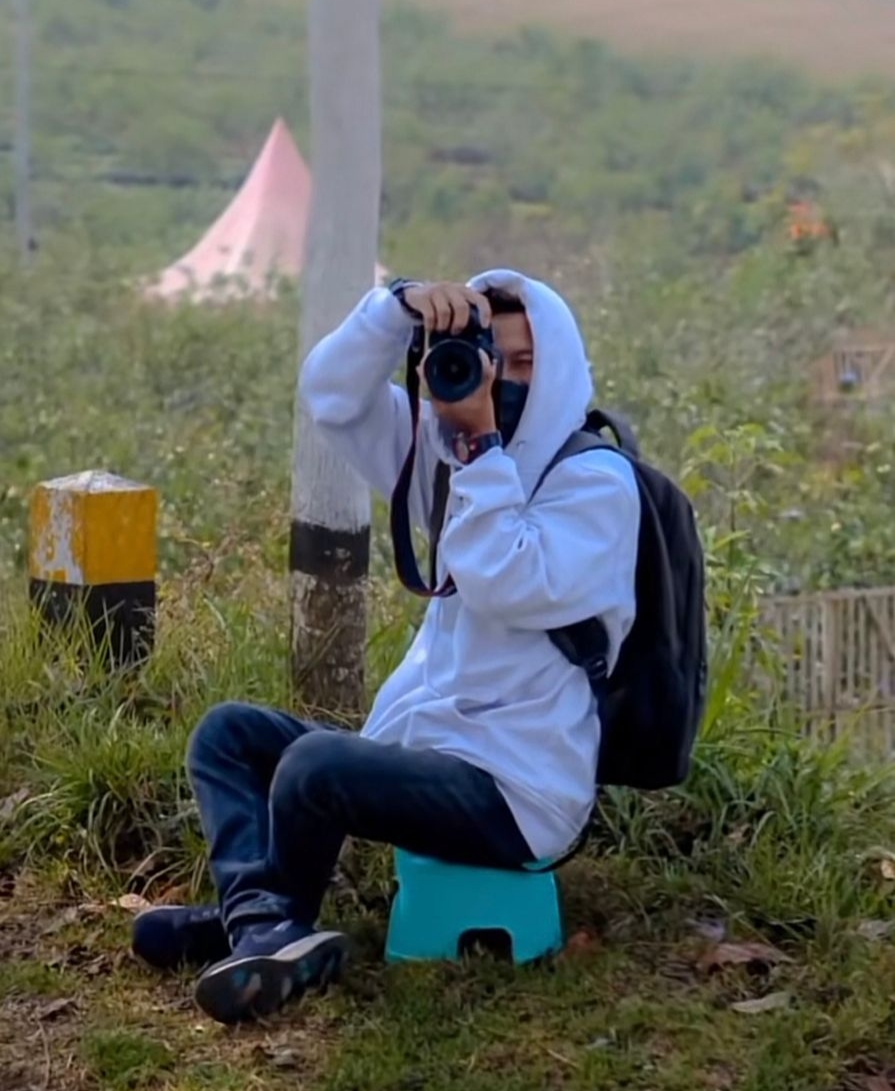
left=419, top=0, right=895, bottom=78
left=0, top=866, right=334, bottom=1091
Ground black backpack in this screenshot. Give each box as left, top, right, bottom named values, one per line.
left=429, top=407, right=707, bottom=792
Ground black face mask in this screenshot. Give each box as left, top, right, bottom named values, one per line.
left=497, top=379, right=529, bottom=445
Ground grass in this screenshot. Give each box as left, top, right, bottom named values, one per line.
left=0, top=959, right=75, bottom=1001
left=3, top=320, right=895, bottom=1089
left=2, top=355, right=895, bottom=1090
left=2, top=560, right=895, bottom=1090
left=82, top=1031, right=176, bottom=1091
left=2, top=850, right=895, bottom=1090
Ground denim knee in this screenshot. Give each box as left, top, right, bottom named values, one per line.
left=186, top=700, right=256, bottom=776
left=270, top=731, right=347, bottom=819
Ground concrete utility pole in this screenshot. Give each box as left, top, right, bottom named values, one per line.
left=290, top=0, right=382, bottom=718
left=14, top=0, right=33, bottom=263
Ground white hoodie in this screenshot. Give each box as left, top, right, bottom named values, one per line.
left=300, top=269, right=640, bottom=859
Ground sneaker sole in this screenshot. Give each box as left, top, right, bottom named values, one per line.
left=194, top=931, right=348, bottom=1025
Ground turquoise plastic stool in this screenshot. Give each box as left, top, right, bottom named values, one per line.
left=385, top=849, right=565, bottom=964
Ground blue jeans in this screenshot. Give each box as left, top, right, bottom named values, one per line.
left=186, top=702, right=534, bottom=932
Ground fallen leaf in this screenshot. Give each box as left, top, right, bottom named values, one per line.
left=688, top=917, right=727, bottom=944
left=110, top=949, right=130, bottom=973
left=730, top=991, right=790, bottom=1014
left=698, top=941, right=792, bottom=973
left=154, top=883, right=191, bottom=906
left=110, top=893, right=151, bottom=912
left=271, top=1051, right=300, bottom=1070
left=0, top=788, right=29, bottom=822
left=255, top=1045, right=300, bottom=1070
left=707, top=1063, right=737, bottom=1090
left=83, top=954, right=112, bottom=977
left=560, top=929, right=602, bottom=958
left=41, top=906, right=82, bottom=935
left=856, top=920, right=894, bottom=942
left=52, top=943, right=108, bottom=972
left=38, top=997, right=77, bottom=1020
left=880, top=859, right=895, bottom=881
left=41, top=901, right=105, bottom=934
left=864, top=1077, right=895, bottom=1091
left=660, top=956, right=696, bottom=985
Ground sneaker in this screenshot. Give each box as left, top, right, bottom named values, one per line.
left=132, top=905, right=230, bottom=971
left=194, top=919, right=347, bottom=1025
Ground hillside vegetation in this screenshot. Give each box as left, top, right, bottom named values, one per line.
left=1, top=1, right=894, bottom=273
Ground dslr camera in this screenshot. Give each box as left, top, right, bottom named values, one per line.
left=423, top=306, right=500, bottom=404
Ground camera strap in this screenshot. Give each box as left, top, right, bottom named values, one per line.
left=389, top=330, right=457, bottom=599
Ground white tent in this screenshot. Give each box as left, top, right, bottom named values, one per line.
left=144, top=118, right=385, bottom=303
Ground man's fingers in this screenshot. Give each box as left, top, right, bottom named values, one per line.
left=429, top=289, right=454, bottom=333
left=465, top=288, right=492, bottom=328
left=416, top=361, right=432, bottom=398
left=402, top=282, right=491, bottom=331
left=479, top=350, right=497, bottom=386
left=412, top=295, right=436, bottom=330
left=449, top=294, right=470, bottom=335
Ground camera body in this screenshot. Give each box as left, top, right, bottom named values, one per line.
left=423, top=306, right=499, bottom=404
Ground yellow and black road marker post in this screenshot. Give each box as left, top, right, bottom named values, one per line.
left=28, top=471, right=158, bottom=667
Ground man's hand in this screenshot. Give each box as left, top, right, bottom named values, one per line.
left=403, top=283, right=499, bottom=437
left=402, top=281, right=492, bottom=335
left=421, top=349, right=498, bottom=437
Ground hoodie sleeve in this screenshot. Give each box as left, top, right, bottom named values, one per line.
left=438, top=446, right=640, bottom=630
left=299, top=287, right=437, bottom=531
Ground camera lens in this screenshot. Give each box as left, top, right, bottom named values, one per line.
left=442, top=358, right=471, bottom=385
left=424, top=340, right=483, bottom=403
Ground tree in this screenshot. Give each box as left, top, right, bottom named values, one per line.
left=290, top=0, right=382, bottom=719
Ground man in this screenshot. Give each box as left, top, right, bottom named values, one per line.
left=132, top=269, right=640, bottom=1025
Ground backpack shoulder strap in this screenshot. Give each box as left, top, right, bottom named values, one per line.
left=428, top=460, right=452, bottom=587
left=584, top=407, right=641, bottom=458
left=534, top=430, right=616, bottom=497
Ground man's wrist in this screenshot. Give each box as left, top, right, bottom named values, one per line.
left=452, top=430, right=502, bottom=465
left=448, top=409, right=498, bottom=436
left=387, top=277, right=424, bottom=322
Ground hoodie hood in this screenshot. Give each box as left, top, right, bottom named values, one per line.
left=425, top=269, right=595, bottom=498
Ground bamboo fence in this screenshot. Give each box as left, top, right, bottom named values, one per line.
left=760, top=586, right=895, bottom=759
